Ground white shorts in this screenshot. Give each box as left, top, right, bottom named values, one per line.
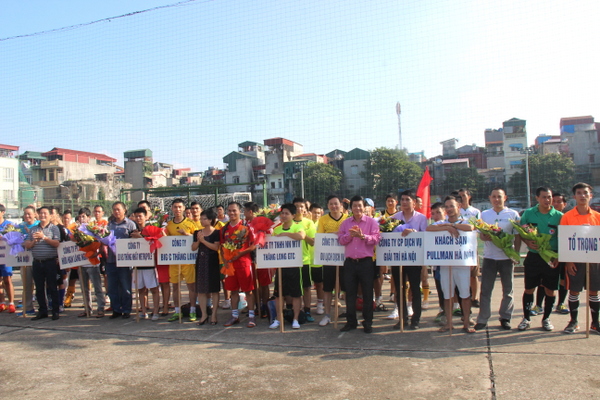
left=134, top=269, right=158, bottom=290
left=439, top=266, right=471, bottom=299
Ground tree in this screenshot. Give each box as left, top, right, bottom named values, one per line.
left=361, top=147, right=422, bottom=204
left=442, top=166, right=488, bottom=200
left=508, top=153, right=575, bottom=200
left=293, top=162, right=343, bottom=206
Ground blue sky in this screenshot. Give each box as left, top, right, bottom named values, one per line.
left=1, top=0, right=599, bottom=171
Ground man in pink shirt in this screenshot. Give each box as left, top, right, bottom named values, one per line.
left=338, top=196, right=381, bottom=333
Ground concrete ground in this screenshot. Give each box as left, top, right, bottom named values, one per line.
left=1, top=271, right=599, bottom=400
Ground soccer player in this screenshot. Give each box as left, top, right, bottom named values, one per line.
left=474, top=188, right=521, bottom=331
left=293, top=198, right=317, bottom=322
left=317, top=195, right=348, bottom=326
left=0, top=204, right=16, bottom=313
left=427, top=196, right=476, bottom=333
left=517, top=187, right=562, bottom=332
left=552, top=192, right=570, bottom=314
left=338, top=196, right=381, bottom=333
left=560, top=182, right=600, bottom=334
left=189, top=202, right=203, bottom=230
left=165, top=198, right=198, bottom=322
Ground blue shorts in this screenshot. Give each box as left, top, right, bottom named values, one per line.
left=0, top=265, right=13, bottom=277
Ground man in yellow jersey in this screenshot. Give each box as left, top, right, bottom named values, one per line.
left=189, top=202, right=203, bottom=230
left=166, top=198, right=198, bottom=322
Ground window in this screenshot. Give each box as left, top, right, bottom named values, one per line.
left=278, top=179, right=282, bottom=188
left=2, top=167, right=14, bottom=182
left=590, top=154, right=595, bottom=164
left=3, top=190, right=14, bottom=201
left=271, top=182, right=276, bottom=189
left=351, top=165, right=358, bottom=175
left=274, top=162, right=279, bottom=169
left=233, top=176, right=240, bottom=184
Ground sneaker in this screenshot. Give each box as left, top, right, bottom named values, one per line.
left=0, top=304, right=6, bottom=312
left=139, top=313, right=149, bottom=319
left=421, top=301, right=429, bottom=310
left=471, top=299, right=480, bottom=308
left=319, top=315, right=331, bottom=326
left=434, top=311, right=445, bottom=324
left=453, top=308, right=462, bottom=316
left=151, top=314, right=159, bottom=321
left=221, top=299, right=231, bottom=309
left=292, top=319, right=300, bottom=329
left=389, top=293, right=395, bottom=303
left=223, top=316, right=240, bottom=327
left=563, top=321, right=580, bottom=334
left=386, top=308, right=399, bottom=320
left=474, top=323, right=487, bottom=331
left=517, top=317, right=531, bottom=331
left=407, top=305, right=414, bottom=317
left=542, top=318, right=554, bottom=331
left=247, top=316, right=256, bottom=328
left=530, top=305, right=543, bottom=316
left=189, top=312, right=197, bottom=322
left=8, top=304, right=16, bottom=313
left=269, top=320, right=280, bottom=329
left=556, top=304, right=569, bottom=314
left=316, top=302, right=325, bottom=315
left=168, top=313, right=181, bottom=322
left=58, top=306, right=65, bottom=313
left=591, top=322, right=600, bottom=335
left=500, top=319, right=511, bottom=330
left=305, top=312, right=315, bottom=322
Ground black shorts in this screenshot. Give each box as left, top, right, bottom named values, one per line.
left=69, top=268, right=79, bottom=280
left=311, top=266, right=323, bottom=284
left=524, top=252, right=560, bottom=291
left=301, top=264, right=312, bottom=288
left=274, top=267, right=303, bottom=298
left=566, top=263, right=600, bottom=292
left=323, top=265, right=345, bottom=293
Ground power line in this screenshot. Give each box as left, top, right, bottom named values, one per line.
left=0, top=0, right=213, bottom=42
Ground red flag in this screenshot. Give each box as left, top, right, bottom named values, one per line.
left=416, top=167, right=433, bottom=219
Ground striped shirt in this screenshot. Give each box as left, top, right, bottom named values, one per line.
left=28, top=223, right=60, bottom=259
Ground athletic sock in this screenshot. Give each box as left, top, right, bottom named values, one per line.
left=523, top=292, right=534, bottom=320
left=558, top=285, right=568, bottom=306
left=543, top=295, right=555, bottom=320
left=568, top=294, right=580, bottom=323
left=589, top=295, right=600, bottom=325
left=248, top=310, right=255, bottom=318
left=58, top=288, right=66, bottom=306
left=535, top=287, right=545, bottom=308
left=174, top=307, right=180, bottom=314
left=190, top=306, right=196, bottom=313
left=422, top=287, right=430, bottom=302
left=232, top=309, right=239, bottom=318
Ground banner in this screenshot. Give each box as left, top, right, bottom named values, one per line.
left=58, top=242, right=89, bottom=269
left=0, top=242, right=33, bottom=267
left=156, top=236, right=197, bottom=265
left=376, top=232, right=424, bottom=266
left=256, top=235, right=303, bottom=269
left=558, top=226, right=600, bottom=263
left=422, top=231, right=478, bottom=266
left=314, top=233, right=346, bottom=266
left=116, top=238, right=155, bottom=267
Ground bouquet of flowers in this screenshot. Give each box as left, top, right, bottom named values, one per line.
left=510, top=220, right=558, bottom=265
left=377, top=217, right=402, bottom=232
left=71, top=228, right=101, bottom=265
left=257, top=204, right=281, bottom=223
left=141, top=225, right=165, bottom=253
left=148, top=208, right=170, bottom=228
left=0, top=224, right=25, bottom=255
left=248, top=216, right=273, bottom=248
left=470, top=218, right=520, bottom=263
left=221, top=224, right=249, bottom=277
left=81, top=220, right=116, bottom=253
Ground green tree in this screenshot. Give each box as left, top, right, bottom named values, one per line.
left=361, top=147, right=422, bottom=203
left=293, top=163, right=343, bottom=206
left=508, top=153, right=575, bottom=200
left=442, top=166, right=488, bottom=200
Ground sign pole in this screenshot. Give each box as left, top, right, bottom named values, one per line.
left=79, top=270, right=91, bottom=317
left=278, top=268, right=284, bottom=333
left=135, top=267, right=140, bottom=323
left=334, top=266, right=340, bottom=329
left=22, top=266, right=29, bottom=318
left=586, top=263, right=590, bottom=339
left=178, top=265, right=182, bottom=324
left=449, top=266, right=453, bottom=336
left=399, top=265, right=404, bottom=333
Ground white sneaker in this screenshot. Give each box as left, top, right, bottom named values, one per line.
left=422, top=301, right=429, bottom=310
left=319, top=315, right=331, bottom=326
left=221, top=299, right=231, bottom=309
left=542, top=318, right=554, bottom=331
left=269, top=320, right=280, bottom=329
left=387, top=307, right=399, bottom=320
left=518, top=317, right=531, bottom=331
left=316, top=302, right=324, bottom=315
left=389, top=293, right=395, bottom=303
left=292, top=319, right=300, bottom=329
left=407, top=304, right=414, bottom=317
left=151, top=314, right=159, bottom=321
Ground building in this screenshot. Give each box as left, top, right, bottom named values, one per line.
left=0, top=144, right=20, bottom=211
left=534, top=134, right=564, bottom=155
left=223, top=141, right=266, bottom=193
left=124, top=149, right=153, bottom=203
left=263, top=138, right=303, bottom=204
left=456, top=144, right=486, bottom=169
left=502, top=118, right=528, bottom=184
left=343, top=148, right=370, bottom=195
left=484, top=128, right=504, bottom=169
left=560, top=116, right=600, bottom=185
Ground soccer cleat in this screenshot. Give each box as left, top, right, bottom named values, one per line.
left=517, top=317, right=531, bottom=331
left=563, top=321, right=580, bottom=334
left=168, top=313, right=181, bottom=322
left=8, top=304, right=16, bottom=313
left=556, top=304, right=569, bottom=314
left=0, top=303, right=7, bottom=312
left=305, top=312, right=315, bottom=322
left=189, top=312, right=197, bottom=322
left=530, top=305, right=543, bottom=316
left=319, top=315, right=331, bottom=326
left=542, top=318, right=554, bottom=331
left=590, top=323, right=600, bottom=335
left=452, top=308, right=463, bottom=316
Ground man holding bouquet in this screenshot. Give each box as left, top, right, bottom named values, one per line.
left=474, top=188, right=521, bottom=331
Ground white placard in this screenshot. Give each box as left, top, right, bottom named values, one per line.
left=423, top=231, right=478, bottom=266
left=116, top=238, right=155, bottom=267
left=558, top=225, right=600, bottom=263
left=0, top=242, right=33, bottom=267
left=256, top=235, right=303, bottom=268
left=376, top=232, right=425, bottom=266
left=156, top=236, right=197, bottom=265
left=57, top=242, right=89, bottom=269
left=314, top=233, right=346, bottom=266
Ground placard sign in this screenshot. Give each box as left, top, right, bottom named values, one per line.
left=58, top=242, right=89, bottom=269
left=314, top=233, right=346, bottom=266
left=376, top=232, right=425, bottom=266
left=256, top=235, right=303, bottom=269
left=116, top=238, right=155, bottom=267
left=0, top=242, right=33, bottom=267
left=558, top=226, right=600, bottom=263
left=422, top=231, right=478, bottom=266
left=156, top=236, right=197, bottom=264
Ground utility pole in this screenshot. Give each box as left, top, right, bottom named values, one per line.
left=396, top=102, right=402, bottom=150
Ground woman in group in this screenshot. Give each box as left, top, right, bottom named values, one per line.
left=192, top=209, right=221, bottom=325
